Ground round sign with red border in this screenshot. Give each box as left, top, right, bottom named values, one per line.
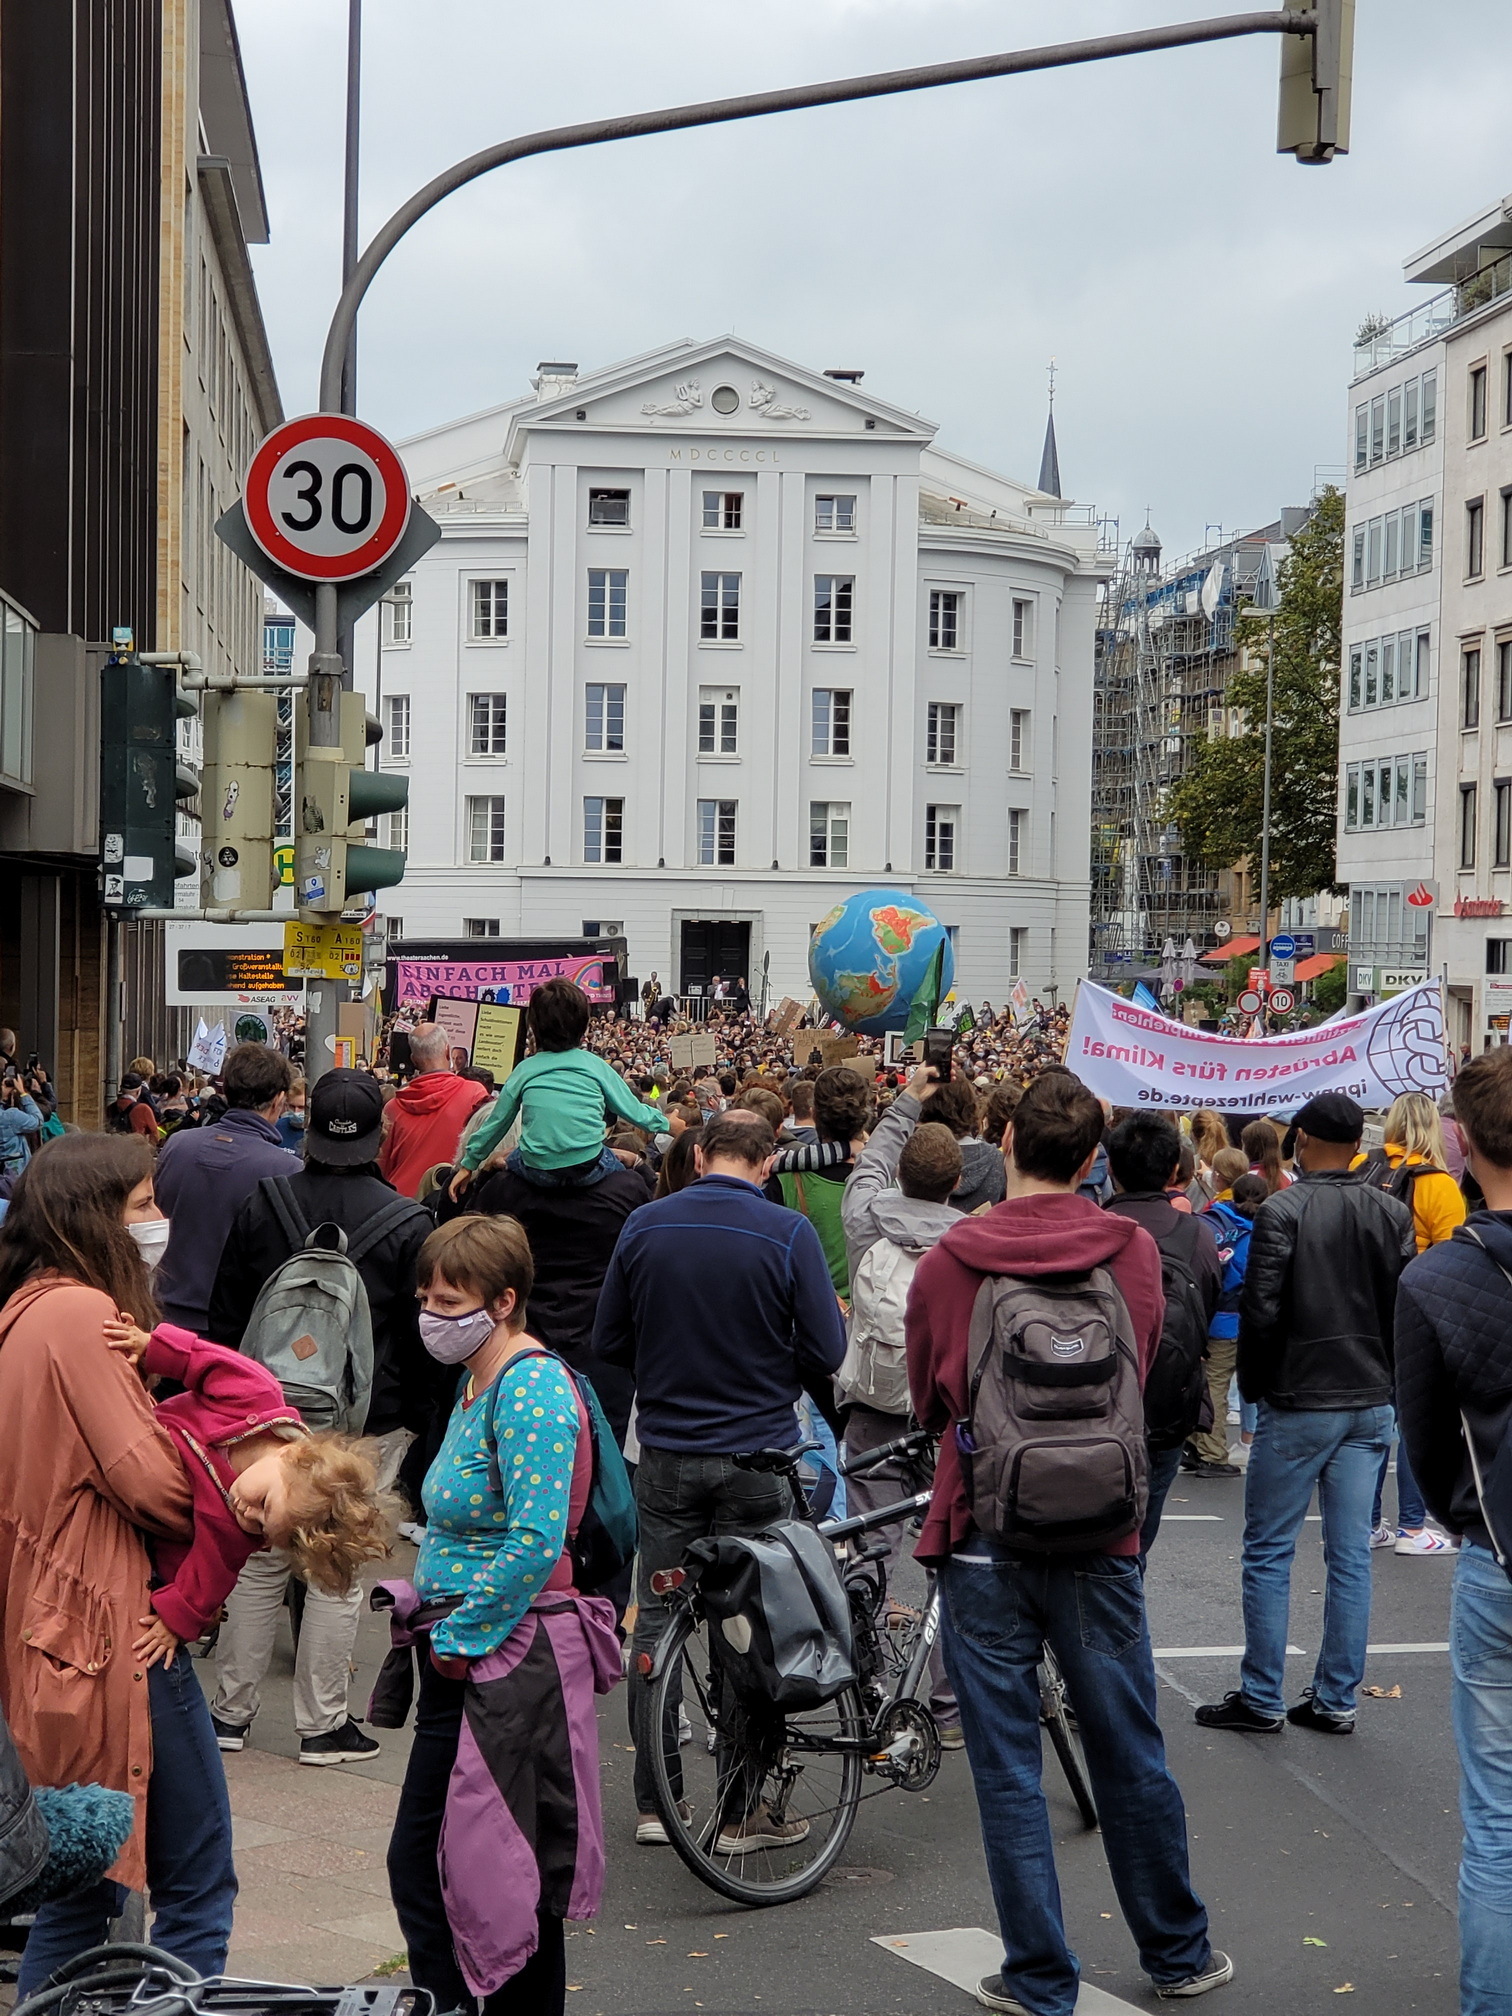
left=243, top=414, right=411, bottom=582
left=1236, top=988, right=1263, bottom=1014
left=1269, top=987, right=1297, bottom=1015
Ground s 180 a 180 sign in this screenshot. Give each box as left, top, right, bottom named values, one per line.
left=243, top=414, right=411, bottom=583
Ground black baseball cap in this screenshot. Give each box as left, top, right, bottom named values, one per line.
left=1291, top=1091, right=1365, bottom=1144
left=306, top=1068, right=383, bottom=1166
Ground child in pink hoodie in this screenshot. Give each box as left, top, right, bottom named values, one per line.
left=105, top=1320, right=393, bottom=1669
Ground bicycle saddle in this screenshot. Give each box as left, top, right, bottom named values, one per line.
left=733, top=1440, right=822, bottom=1474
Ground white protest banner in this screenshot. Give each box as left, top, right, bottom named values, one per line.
left=1066, top=980, right=1447, bottom=1115
left=187, top=1018, right=229, bottom=1074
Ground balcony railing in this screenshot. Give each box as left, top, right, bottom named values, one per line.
left=1354, top=258, right=1512, bottom=379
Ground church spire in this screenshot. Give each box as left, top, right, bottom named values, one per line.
left=1037, top=358, right=1062, bottom=499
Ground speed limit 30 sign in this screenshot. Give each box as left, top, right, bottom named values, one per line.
left=244, top=414, right=411, bottom=582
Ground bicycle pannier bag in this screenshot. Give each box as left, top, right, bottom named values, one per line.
left=957, top=1267, right=1148, bottom=1552
left=686, top=1519, right=856, bottom=1711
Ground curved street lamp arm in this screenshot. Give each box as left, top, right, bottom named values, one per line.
left=318, top=9, right=1312, bottom=410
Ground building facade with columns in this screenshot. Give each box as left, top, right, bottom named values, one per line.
left=355, top=338, right=1106, bottom=1006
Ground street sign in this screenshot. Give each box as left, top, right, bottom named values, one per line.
left=1351, top=963, right=1376, bottom=994
left=1249, top=966, right=1269, bottom=990
left=1269, top=932, right=1297, bottom=961
left=1237, top=988, right=1263, bottom=1014
left=243, top=415, right=412, bottom=583
left=282, top=918, right=363, bottom=980
left=1213, top=920, right=1232, bottom=940
left=1379, top=967, right=1428, bottom=996
left=273, top=842, right=295, bottom=887
left=1269, top=986, right=1297, bottom=1014
left=1270, top=957, right=1296, bottom=985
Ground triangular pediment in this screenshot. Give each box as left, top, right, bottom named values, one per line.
left=507, top=336, right=936, bottom=457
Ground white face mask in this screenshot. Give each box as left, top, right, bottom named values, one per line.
left=127, top=1218, right=171, bottom=1270
left=418, top=1306, right=497, bottom=1364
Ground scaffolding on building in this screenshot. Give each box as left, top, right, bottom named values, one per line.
left=1090, top=513, right=1306, bottom=977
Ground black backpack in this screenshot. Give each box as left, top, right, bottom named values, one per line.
left=1142, top=1243, right=1214, bottom=1453
left=1358, top=1148, right=1432, bottom=1206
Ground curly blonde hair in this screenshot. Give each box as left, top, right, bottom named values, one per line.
left=280, top=1434, right=400, bottom=1595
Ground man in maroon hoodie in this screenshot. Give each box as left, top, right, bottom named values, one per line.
left=379, top=1022, right=488, bottom=1198
left=906, top=1070, right=1232, bottom=2014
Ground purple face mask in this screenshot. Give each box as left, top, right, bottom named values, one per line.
left=418, top=1306, right=496, bottom=1365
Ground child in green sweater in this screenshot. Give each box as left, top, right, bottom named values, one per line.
left=449, top=977, right=661, bottom=1197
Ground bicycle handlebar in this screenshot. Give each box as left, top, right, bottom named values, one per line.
left=838, top=1427, right=935, bottom=1478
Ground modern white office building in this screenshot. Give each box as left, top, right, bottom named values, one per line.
left=352, top=337, right=1108, bottom=1004
left=1341, top=196, right=1512, bottom=1051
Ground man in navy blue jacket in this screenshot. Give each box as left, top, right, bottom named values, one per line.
left=594, top=1111, right=846, bottom=1849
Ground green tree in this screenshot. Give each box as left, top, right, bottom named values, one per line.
left=1169, top=487, right=1344, bottom=899
left=1311, top=958, right=1348, bottom=1016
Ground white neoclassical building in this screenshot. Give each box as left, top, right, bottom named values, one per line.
left=353, top=337, right=1107, bottom=1004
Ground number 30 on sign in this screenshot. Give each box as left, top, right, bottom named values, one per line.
left=243, top=414, right=411, bottom=583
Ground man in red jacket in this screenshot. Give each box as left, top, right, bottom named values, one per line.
left=379, top=1022, right=488, bottom=1198
left=906, top=1069, right=1232, bottom=2014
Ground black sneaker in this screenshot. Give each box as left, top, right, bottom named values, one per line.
left=1194, top=1691, right=1283, bottom=1734
left=1155, top=1950, right=1235, bottom=1999
left=1190, top=1460, right=1241, bottom=1479
left=298, top=1717, right=380, bottom=1765
left=211, top=1715, right=249, bottom=1752
left=1287, top=1689, right=1355, bottom=1735
left=1178, top=1449, right=1202, bottom=1473
left=975, top=1977, right=1033, bottom=2014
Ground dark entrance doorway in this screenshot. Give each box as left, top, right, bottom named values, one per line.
left=679, top=919, right=751, bottom=997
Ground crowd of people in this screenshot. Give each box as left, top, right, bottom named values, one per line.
left=0, top=980, right=1506, bottom=2016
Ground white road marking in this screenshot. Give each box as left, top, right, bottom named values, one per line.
left=1161, top=1514, right=1223, bottom=1521
left=1367, top=1642, right=1450, bottom=1654
left=874, top=1929, right=1142, bottom=2012
left=1154, top=1645, right=1305, bottom=1658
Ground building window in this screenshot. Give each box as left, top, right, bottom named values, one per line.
left=468, top=693, right=507, bottom=756
left=384, top=693, right=410, bottom=760
left=702, top=491, right=743, bottom=531
left=585, top=682, right=626, bottom=753
left=814, top=575, right=854, bottom=644
left=1404, top=377, right=1420, bottom=450
left=698, top=687, right=739, bottom=755
left=928, top=590, right=962, bottom=651
left=464, top=917, right=501, bottom=938
left=466, top=795, right=506, bottom=863
left=1345, top=752, right=1429, bottom=830
left=386, top=579, right=412, bottom=644
left=1351, top=527, right=1365, bottom=590
left=926, top=701, right=959, bottom=766
left=384, top=806, right=409, bottom=854
left=1012, top=598, right=1034, bottom=658
left=1500, top=641, right=1512, bottom=723
left=1468, top=499, right=1485, bottom=579
left=1370, top=395, right=1385, bottom=463
left=1471, top=364, right=1489, bottom=443
left=925, top=804, right=958, bottom=871
left=1366, top=517, right=1383, bottom=583
left=1010, top=708, right=1030, bottom=772
left=1420, top=499, right=1435, bottom=569
left=1009, top=926, right=1027, bottom=978
left=812, top=687, right=851, bottom=757
left=696, top=798, right=736, bottom=867
left=1387, top=385, right=1402, bottom=457
left=1464, top=647, right=1482, bottom=729
left=584, top=796, right=624, bottom=864
left=587, top=568, right=628, bottom=638
left=1008, top=807, right=1025, bottom=876
left=1503, top=490, right=1512, bottom=570
left=809, top=801, right=849, bottom=869
left=1462, top=783, right=1479, bottom=868
left=1353, top=404, right=1368, bottom=471
left=1423, top=368, right=1438, bottom=442
left=1505, top=353, right=1512, bottom=429
left=1497, top=782, right=1512, bottom=869
left=700, top=572, right=740, bottom=641
left=470, top=579, right=509, bottom=639
left=815, top=494, right=855, bottom=533
left=1489, top=938, right=1512, bottom=974
left=588, top=487, right=630, bottom=527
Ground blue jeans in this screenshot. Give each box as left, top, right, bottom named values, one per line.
left=505, top=1143, right=619, bottom=1188
left=1239, top=1401, right=1393, bottom=1719
left=17, top=1655, right=238, bottom=1992
left=939, top=1542, right=1211, bottom=2016
left=1372, top=1432, right=1428, bottom=1531
left=1140, top=1442, right=1185, bottom=1565
left=1453, top=1540, right=1512, bottom=2015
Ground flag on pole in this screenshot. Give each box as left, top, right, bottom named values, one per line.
left=954, top=1004, right=976, bottom=1037
left=903, top=942, right=946, bottom=1044
left=1133, top=981, right=1161, bottom=1015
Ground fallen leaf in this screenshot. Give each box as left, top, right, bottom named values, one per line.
left=714, top=1934, right=729, bottom=1940
left=1335, top=1986, right=1355, bottom=1995
left=647, top=1939, right=667, bottom=1945
left=1100, top=1913, right=1113, bottom=1920
left=1304, top=1937, right=1328, bottom=1947
left=688, top=1952, right=709, bottom=1958
left=1362, top=1684, right=1402, bottom=1699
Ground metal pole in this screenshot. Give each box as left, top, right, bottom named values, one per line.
left=314, top=10, right=1316, bottom=412
left=340, top=0, right=361, bottom=417
left=1257, top=611, right=1275, bottom=1026
left=105, top=913, right=123, bottom=1108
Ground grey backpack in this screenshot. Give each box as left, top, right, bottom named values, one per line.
left=957, top=1267, right=1148, bottom=1552
left=240, top=1179, right=412, bottom=1432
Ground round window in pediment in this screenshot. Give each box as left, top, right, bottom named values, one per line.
left=710, top=384, right=740, bottom=415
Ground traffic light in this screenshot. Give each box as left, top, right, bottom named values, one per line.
left=199, top=688, right=279, bottom=910
left=1278, top=0, right=1353, bottom=163
left=295, top=689, right=407, bottom=918
left=99, top=641, right=199, bottom=912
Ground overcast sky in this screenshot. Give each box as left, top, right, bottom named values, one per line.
left=237, top=0, right=1512, bottom=563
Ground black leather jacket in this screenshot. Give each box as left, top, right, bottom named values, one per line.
left=0, top=1711, right=47, bottom=1914
left=1237, top=1169, right=1416, bottom=1410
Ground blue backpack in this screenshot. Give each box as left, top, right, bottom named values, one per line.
left=485, top=1348, right=638, bottom=1595
left=1205, top=1201, right=1255, bottom=1333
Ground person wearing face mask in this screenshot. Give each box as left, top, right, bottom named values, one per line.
left=384, top=1214, right=616, bottom=2016
left=276, top=1075, right=308, bottom=1152
left=0, top=1136, right=236, bottom=1987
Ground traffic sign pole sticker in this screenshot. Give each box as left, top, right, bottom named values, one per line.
left=243, top=415, right=411, bottom=582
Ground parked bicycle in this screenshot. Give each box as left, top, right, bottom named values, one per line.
left=641, top=1430, right=1095, bottom=1905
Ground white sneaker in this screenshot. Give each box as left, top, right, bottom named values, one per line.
left=677, top=1704, right=692, bottom=1747
left=1226, top=1407, right=1241, bottom=1426
left=1370, top=1523, right=1396, bottom=1549
left=1394, top=1529, right=1456, bottom=1556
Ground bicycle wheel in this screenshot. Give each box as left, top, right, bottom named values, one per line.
left=1039, top=1659, right=1098, bottom=1830
left=647, top=1605, right=865, bottom=1905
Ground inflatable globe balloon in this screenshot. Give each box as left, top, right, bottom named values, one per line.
left=808, top=889, right=955, bottom=1037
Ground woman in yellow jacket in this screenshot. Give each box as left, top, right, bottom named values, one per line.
left=1353, top=1092, right=1466, bottom=1554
